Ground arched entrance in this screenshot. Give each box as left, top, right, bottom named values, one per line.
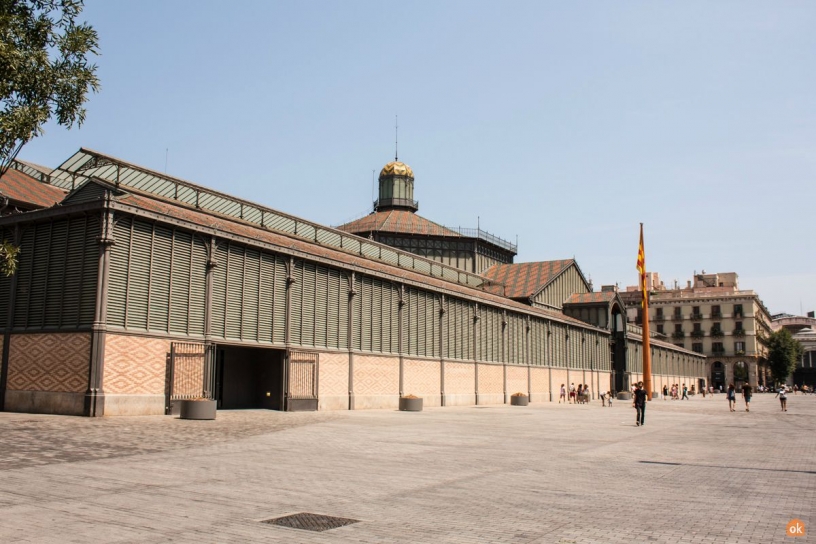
left=733, top=361, right=748, bottom=388
left=711, top=361, right=725, bottom=391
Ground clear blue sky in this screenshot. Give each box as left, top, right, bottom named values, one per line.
left=20, top=1, right=816, bottom=315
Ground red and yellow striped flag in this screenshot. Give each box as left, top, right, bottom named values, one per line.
left=636, top=224, right=647, bottom=308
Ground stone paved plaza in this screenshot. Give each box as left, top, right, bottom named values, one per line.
left=0, top=393, right=814, bottom=543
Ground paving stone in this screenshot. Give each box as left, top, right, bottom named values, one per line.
left=0, top=394, right=813, bottom=542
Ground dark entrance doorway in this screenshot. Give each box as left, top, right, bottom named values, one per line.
left=711, top=361, right=725, bottom=391
left=215, top=346, right=284, bottom=410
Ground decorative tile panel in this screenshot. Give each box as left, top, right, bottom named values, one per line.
left=444, top=361, right=475, bottom=395
left=477, top=363, right=503, bottom=394
left=506, top=365, right=527, bottom=395
left=7, top=333, right=90, bottom=392
left=318, top=352, right=349, bottom=398
left=403, top=359, right=440, bottom=398
left=353, top=354, right=398, bottom=396
left=104, top=335, right=171, bottom=395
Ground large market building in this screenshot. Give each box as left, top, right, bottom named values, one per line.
left=0, top=150, right=706, bottom=416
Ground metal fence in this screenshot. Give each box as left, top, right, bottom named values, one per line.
left=288, top=350, right=318, bottom=400
left=168, top=342, right=215, bottom=406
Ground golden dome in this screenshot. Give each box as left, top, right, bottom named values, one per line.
left=380, top=161, right=413, bottom=179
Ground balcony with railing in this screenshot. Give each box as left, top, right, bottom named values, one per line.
left=732, top=328, right=745, bottom=337
left=710, top=326, right=724, bottom=338
left=671, top=330, right=685, bottom=339
left=690, top=330, right=705, bottom=338
left=672, top=313, right=684, bottom=321
left=690, top=313, right=703, bottom=320
left=711, top=311, right=722, bottom=319
left=654, top=314, right=665, bottom=322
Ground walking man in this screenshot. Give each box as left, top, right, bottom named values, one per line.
left=742, top=382, right=753, bottom=412
left=633, top=382, right=647, bottom=426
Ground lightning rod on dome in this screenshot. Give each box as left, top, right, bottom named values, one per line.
left=395, top=114, right=399, bottom=161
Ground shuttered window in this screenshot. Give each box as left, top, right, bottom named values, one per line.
left=126, top=220, right=152, bottom=330
left=405, top=287, right=438, bottom=357
left=108, top=216, right=131, bottom=327
left=148, top=224, right=172, bottom=331
left=241, top=248, right=261, bottom=342
left=168, top=230, right=192, bottom=334
left=210, top=242, right=228, bottom=338
left=0, top=229, right=11, bottom=329
left=12, top=217, right=97, bottom=329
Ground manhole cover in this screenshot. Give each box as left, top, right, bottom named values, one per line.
left=262, top=512, right=359, bottom=532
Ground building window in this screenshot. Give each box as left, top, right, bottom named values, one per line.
left=734, top=341, right=745, bottom=355
left=657, top=324, right=664, bottom=334
left=674, top=323, right=682, bottom=333
left=692, top=343, right=703, bottom=353
left=673, top=307, right=682, bottom=319
left=712, top=342, right=724, bottom=354
left=711, top=305, right=721, bottom=318
left=691, top=306, right=702, bottom=319
left=693, top=323, right=701, bottom=332
left=655, top=308, right=664, bottom=321
left=733, top=304, right=743, bottom=318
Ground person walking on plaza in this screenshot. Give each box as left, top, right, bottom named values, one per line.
left=682, top=384, right=689, bottom=400
left=742, top=382, right=752, bottom=412
left=775, top=386, right=788, bottom=412
left=727, top=384, right=736, bottom=412
left=600, top=390, right=606, bottom=407
left=569, top=383, right=576, bottom=404
left=662, top=384, right=668, bottom=400
left=559, top=384, right=567, bottom=404
left=633, top=382, right=647, bottom=426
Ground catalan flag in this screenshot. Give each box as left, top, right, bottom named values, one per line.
left=636, top=224, right=647, bottom=308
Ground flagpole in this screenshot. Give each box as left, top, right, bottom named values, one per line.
left=638, top=223, right=653, bottom=400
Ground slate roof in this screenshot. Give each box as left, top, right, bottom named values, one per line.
left=481, top=260, right=575, bottom=300
left=337, top=210, right=461, bottom=237
left=0, top=167, right=66, bottom=210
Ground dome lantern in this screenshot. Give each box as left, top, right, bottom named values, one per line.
left=374, top=160, right=418, bottom=212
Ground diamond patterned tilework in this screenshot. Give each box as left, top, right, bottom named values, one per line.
left=481, top=260, right=574, bottom=300
left=477, top=363, right=503, bottom=394
left=506, top=365, right=527, bottom=395
left=551, top=369, right=569, bottom=391
left=353, top=354, right=399, bottom=396
left=104, top=335, right=171, bottom=395
left=318, top=352, right=348, bottom=398
left=443, top=361, right=475, bottom=395
left=7, top=333, right=90, bottom=393
left=530, top=367, right=550, bottom=398
left=403, top=359, right=440, bottom=397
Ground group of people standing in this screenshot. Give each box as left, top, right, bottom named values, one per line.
left=661, top=383, right=689, bottom=400
left=559, top=383, right=592, bottom=404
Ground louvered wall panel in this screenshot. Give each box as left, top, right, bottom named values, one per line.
left=210, top=243, right=228, bottom=338
left=407, top=288, right=421, bottom=356
left=64, top=216, right=91, bottom=326
left=188, top=235, right=207, bottom=335
left=224, top=243, right=243, bottom=339
left=313, top=265, right=328, bottom=347
left=272, top=256, right=287, bottom=344
left=148, top=224, right=172, bottom=331
left=126, top=220, right=152, bottom=330
left=289, top=259, right=304, bottom=345
left=169, top=230, right=193, bottom=334
left=258, top=253, right=274, bottom=342
left=78, top=215, right=100, bottom=325
left=351, top=274, right=361, bottom=350
left=41, top=220, right=68, bottom=327
left=426, top=292, right=439, bottom=358
left=297, top=261, right=317, bottom=347
left=12, top=228, right=35, bottom=328
left=107, top=217, right=131, bottom=327
left=26, top=223, right=50, bottom=326
left=387, top=283, right=399, bottom=353
left=242, top=247, right=261, bottom=341
left=0, top=230, right=10, bottom=329
left=360, top=277, right=373, bottom=351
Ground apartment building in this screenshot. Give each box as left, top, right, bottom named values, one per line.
left=622, top=272, right=772, bottom=390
